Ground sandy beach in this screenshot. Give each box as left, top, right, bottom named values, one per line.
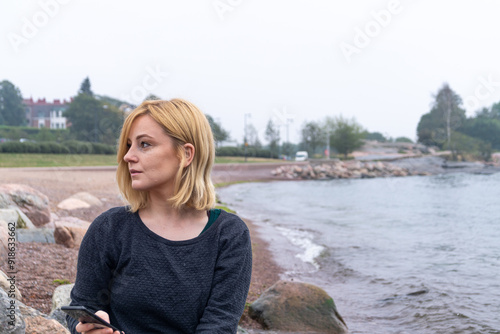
left=0, top=163, right=289, bottom=330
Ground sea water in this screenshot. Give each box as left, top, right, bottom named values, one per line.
left=217, top=172, right=500, bottom=334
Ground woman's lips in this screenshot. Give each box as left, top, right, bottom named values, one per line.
left=130, top=169, right=142, bottom=176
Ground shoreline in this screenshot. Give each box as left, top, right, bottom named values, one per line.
left=0, top=164, right=287, bottom=331
left=2, top=157, right=498, bottom=331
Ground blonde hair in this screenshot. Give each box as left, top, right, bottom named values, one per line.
left=116, top=99, right=216, bottom=212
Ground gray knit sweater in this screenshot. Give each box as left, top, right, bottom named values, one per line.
left=67, top=207, right=252, bottom=333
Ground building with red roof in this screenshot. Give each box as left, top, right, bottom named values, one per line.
left=23, top=98, right=71, bottom=129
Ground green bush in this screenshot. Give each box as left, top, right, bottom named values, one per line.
left=91, top=142, right=116, bottom=155
left=39, top=142, right=70, bottom=154
left=23, top=142, right=41, bottom=153
left=64, top=140, right=93, bottom=154
left=0, top=141, right=25, bottom=153
left=215, top=146, right=272, bottom=158
left=216, top=146, right=244, bottom=157
left=0, top=140, right=115, bottom=155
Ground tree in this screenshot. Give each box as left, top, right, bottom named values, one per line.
left=144, top=94, right=161, bottom=101
left=395, top=136, right=413, bottom=143
left=65, top=79, right=123, bottom=143
left=78, top=77, right=93, bottom=96
left=363, top=131, right=387, bottom=142
left=300, top=121, right=325, bottom=156
left=445, top=131, right=491, bottom=161
left=459, top=117, right=500, bottom=150
left=417, top=83, right=466, bottom=147
left=0, top=80, right=26, bottom=126
left=205, top=114, right=229, bottom=146
left=329, top=116, right=364, bottom=158
left=265, top=119, right=280, bottom=158
left=245, top=123, right=262, bottom=148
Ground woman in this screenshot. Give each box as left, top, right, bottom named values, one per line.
left=67, top=99, right=252, bottom=334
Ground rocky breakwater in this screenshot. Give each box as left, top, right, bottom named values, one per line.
left=271, top=160, right=428, bottom=180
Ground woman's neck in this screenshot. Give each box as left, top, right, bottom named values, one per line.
left=138, top=191, right=208, bottom=240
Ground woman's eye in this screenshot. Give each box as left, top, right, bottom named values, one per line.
left=140, top=141, right=151, bottom=148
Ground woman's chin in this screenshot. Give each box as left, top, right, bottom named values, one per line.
left=131, top=181, right=149, bottom=191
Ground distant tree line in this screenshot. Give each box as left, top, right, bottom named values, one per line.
left=4, top=77, right=417, bottom=160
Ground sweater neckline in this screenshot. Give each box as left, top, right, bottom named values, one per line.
left=132, top=209, right=225, bottom=245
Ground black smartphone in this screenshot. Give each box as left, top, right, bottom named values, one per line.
left=61, top=305, right=124, bottom=333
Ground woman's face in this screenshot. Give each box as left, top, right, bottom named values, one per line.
left=123, top=114, right=181, bottom=195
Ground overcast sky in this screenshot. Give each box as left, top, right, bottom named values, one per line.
left=2, top=0, right=500, bottom=144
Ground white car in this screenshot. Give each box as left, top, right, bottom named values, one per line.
left=295, top=151, right=308, bottom=161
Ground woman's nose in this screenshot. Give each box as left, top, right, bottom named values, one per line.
left=123, top=147, right=137, bottom=163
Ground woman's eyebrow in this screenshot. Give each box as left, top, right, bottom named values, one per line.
left=130, top=134, right=154, bottom=141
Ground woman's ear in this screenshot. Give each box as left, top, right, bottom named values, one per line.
left=183, top=143, right=195, bottom=167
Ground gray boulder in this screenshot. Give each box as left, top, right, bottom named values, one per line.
left=16, top=228, right=55, bottom=243
left=249, top=280, right=348, bottom=333
left=0, top=184, right=51, bottom=227
left=0, top=208, right=36, bottom=229
left=49, top=283, right=74, bottom=327
left=0, top=270, right=22, bottom=301
left=0, top=219, right=13, bottom=267
left=0, top=288, right=25, bottom=334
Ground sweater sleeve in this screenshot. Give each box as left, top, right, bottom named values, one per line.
left=196, top=219, right=252, bottom=334
left=66, top=213, right=116, bottom=334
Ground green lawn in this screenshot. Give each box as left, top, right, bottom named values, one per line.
left=0, top=153, right=284, bottom=168
left=214, top=156, right=284, bottom=164
left=0, top=153, right=118, bottom=168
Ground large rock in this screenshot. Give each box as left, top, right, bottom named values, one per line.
left=57, top=192, right=102, bottom=211
left=50, top=283, right=74, bottom=327
left=71, top=192, right=102, bottom=207
left=53, top=217, right=91, bottom=248
left=0, top=208, right=36, bottom=229
left=0, top=184, right=51, bottom=227
left=0, top=222, right=8, bottom=267
left=0, top=288, right=25, bottom=334
left=249, top=280, right=348, bottom=334
left=19, top=300, right=70, bottom=334
left=25, top=315, right=70, bottom=334
left=17, top=228, right=55, bottom=243
left=57, top=198, right=90, bottom=210
left=0, top=270, right=22, bottom=301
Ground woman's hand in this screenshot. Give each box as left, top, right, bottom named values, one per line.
left=75, top=310, right=121, bottom=334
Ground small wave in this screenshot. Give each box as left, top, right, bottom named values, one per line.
left=275, top=226, right=325, bottom=269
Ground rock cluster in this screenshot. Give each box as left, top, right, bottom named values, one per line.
left=0, top=184, right=51, bottom=227
left=0, top=276, right=71, bottom=334
left=272, top=161, right=420, bottom=180
left=0, top=185, right=101, bottom=267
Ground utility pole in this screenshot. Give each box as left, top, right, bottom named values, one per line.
left=244, top=113, right=251, bottom=162
left=326, top=128, right=330, bottom=160
left=285, top=117, right=293, bottom=160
